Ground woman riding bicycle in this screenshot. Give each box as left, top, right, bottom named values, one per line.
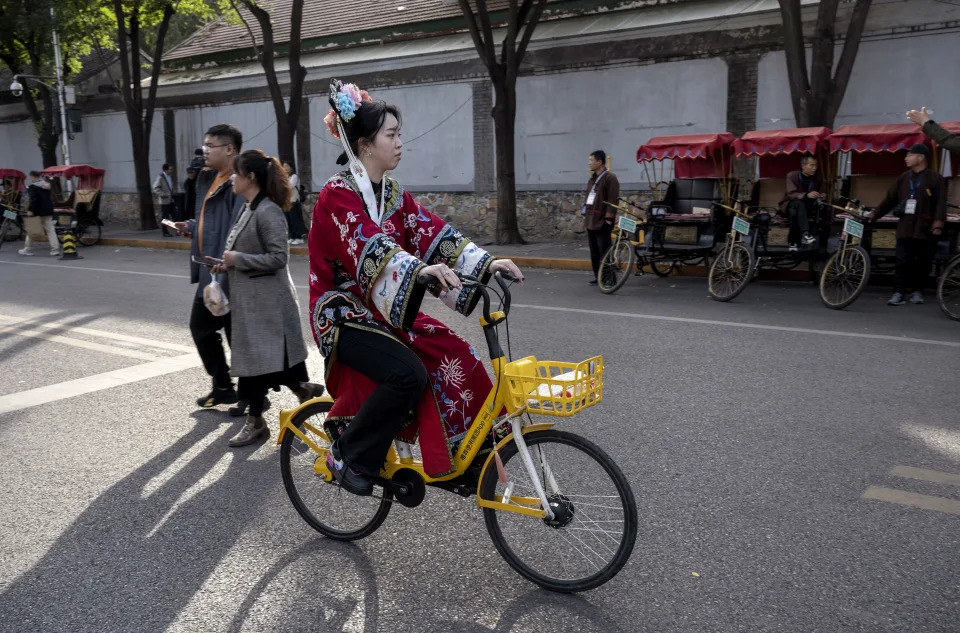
left=308, top=81, right=523, bottom=496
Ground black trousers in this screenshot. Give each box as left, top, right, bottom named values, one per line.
left=894, top=237, right=936, bottom=294
left=189, top=295, right=232, bottom=389
left=334, top=326, right=428, bottom=476
left=239, top=355, right=308, bottom=416
left=586, top=226, right=613, bottom=280
left=160, top=203, right=175, bottom=235
left=285, top=201, right=306, bottom=240
left=786, top=199, right=813, bottom=244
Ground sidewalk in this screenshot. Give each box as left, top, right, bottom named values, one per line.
left=99, top=225, right=595, bottom=271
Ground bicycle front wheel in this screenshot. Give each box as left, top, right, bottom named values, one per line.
left=937, top=256, right=960, bottom=320
left=77, top=221, right=101, bottom=246
left=279, top=400, right=392, bottom=541
left=708, top=242, right=755, bottom=302
left=819, top=245, right=870, bottom=310
left=597, top=239, right=635, bottom=295
left=480, top=429, right=637, bottom=592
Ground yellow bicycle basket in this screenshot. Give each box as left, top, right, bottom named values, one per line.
left=503, top=356, right=604, bottom=417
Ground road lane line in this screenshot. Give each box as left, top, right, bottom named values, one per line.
left=0, top=353, right=201, bottom=415
left=0, top=314, right=195, bottom=353
left=862, top=486, right=960, bottom=516
left=0, top=323, right=162, bottom=361
left=514, top=303, right=960, bottom=348
left=891, top=466, right=960, bottom=487
left=0, top=259, right=184, bottom=278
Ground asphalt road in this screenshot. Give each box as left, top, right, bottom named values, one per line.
left=1, top=245, right=959, bottom=633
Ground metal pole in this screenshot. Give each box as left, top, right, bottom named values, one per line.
left=51, top=7, right=71, bottom=166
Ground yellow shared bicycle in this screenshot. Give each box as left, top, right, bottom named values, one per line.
left=277, top=272, right=638, bottom=592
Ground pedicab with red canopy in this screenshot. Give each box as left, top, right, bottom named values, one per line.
left=39, top=164, right=105, bottom=246
left=597, top=132, right=736, bottom=294
left=821, top=124, right=957, bottom=308
left=723, top=127, right=835, bottom=287
left=0, top=168, right=26, bottom=245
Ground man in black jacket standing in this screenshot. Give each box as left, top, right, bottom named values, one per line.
left=18, top=171, right=59, bottom=257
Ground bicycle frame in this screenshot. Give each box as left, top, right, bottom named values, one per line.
left=276, top=275, right=561, bottom=520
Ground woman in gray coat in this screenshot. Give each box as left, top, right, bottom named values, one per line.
left=212, top=150, right=324, bottom=447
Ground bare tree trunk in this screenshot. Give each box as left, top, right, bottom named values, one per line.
left=493, top=80, right=522, bottom=243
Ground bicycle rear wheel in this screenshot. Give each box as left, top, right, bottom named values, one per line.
left=819, top=245, right=870, bottom=310
left=77, top=221, right=101, bottom=246
left=708, top=242, right=755, bottom=302
left=279, top=400, right=392, bottom=541
left=480, top=429, right=637, bottom=592
left=597, top=239, right=635, bottom=295
left=937, top=256, right=960, bottom=321
left=649, top=259, right=674, bottom=277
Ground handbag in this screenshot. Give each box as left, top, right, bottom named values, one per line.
left=203, top=278, right=230, bottom=316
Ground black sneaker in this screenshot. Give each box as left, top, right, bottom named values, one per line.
left=588, top=279, right=598, bottom=285
left=326, top=442, right=373, bottom=496
left=802, top=233, right=817, bottom=246
left=196, top=386, right=238, bottom=408
left=228, top=397, right=271, bottom=417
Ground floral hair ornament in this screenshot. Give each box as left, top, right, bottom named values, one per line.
left=326, top=79, right=384, bottom=224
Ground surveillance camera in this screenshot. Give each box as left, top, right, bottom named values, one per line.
left=10, top=80, right=23, bottom=97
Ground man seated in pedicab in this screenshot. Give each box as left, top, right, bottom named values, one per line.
left=778, top=155, right=824, bottom=252
left=865, top=144, right=946, bottom=306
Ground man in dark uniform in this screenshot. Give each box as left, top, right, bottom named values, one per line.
left=866, top=143, right=946, bottom=306
left=779, top=155, right=823, bottom=251
left=581, top=150, right=620, bottom=285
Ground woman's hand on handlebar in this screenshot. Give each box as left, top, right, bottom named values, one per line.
left=490, top=258, right=524, bottom=283
left=419, top=263, right=462, bottom=292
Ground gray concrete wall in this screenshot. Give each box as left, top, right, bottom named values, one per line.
left=67, top=112, right=166, bottom=193
left=308, top=81, right=474, bottom=192
left=0, top=119, right=43, bottom=172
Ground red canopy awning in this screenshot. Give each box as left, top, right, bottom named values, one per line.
left=40, top=164, right=106, bottom=178
left=828, top=124, right=930, bottom=154
left=0, top=169, right=26, bottom=180
left=733, top=127, right=832, bottom=157
left=637, top=133, right=735, bottom=162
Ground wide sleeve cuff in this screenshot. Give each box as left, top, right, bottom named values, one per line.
left=368, top=246, right=427, bottom=329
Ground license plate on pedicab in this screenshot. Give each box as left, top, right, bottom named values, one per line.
left=843, top=218, right=864, bottom=239
left=617, top=216, right=637, bottom=233
left=732, top=216, right=751, bottom=236
left=2, top=209, right=16, bottom=220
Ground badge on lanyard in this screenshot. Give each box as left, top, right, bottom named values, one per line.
left=905, top=199, right=917, bottom=215
left=586, top=191, right=597, bottom=205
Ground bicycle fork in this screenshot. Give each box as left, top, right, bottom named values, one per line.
left=508, top=417, right=557, bottom=521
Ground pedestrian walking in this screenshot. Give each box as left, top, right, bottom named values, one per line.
left=153, top=163, right=176, bottom=236
left=17, top=171, right=59, bottom=257
left=172, top=124, right=247, bottom=411
left=183, top=167, right=198, bottom=220
left=778, top=155, right=824, bottom=251
left=865, top=143, right=946, bottom=306
left=210, top=149, right=324, bottom=447
left=907, top=107, right=960, bottom=154
left=282, top=161, right=306, bottom=245
left=581, top=150, right=620, bottom=285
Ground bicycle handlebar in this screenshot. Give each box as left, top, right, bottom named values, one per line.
left=418, top=270, right=516, bottom=324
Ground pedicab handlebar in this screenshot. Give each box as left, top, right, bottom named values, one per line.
left=417, top=270, right=518, bottom=324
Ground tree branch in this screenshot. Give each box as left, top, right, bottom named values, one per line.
left=827, top=0, right=872, bottom=123
left=111, top=0, right=136, bottom=119
left=286, top=0, right=307, bottom=128
left=777, top=0, right=811, bottom=124
left=457, top=0, right=495, bottom=74
left=809, top=0, right=838, bottom=101
left=475, top=0, right=498, bottom=66
left=516, top=0, right=547, bottom=65
left=143, top=3, right=175, bottom=141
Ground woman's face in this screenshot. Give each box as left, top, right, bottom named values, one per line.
left=361, top=112, right=402, bottom=172
left=232, top=169, right=257, bottom=200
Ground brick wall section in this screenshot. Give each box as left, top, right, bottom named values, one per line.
left=725, top=52, right=761, bottom=196
left=472, top=81, right=494, bottom=193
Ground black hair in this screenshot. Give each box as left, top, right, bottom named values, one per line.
left=800, top=155, right=817, bottom=165
left=29, top=170, right=41, bottom=178
left=194, top=148, right=204, bottom=156
left=590, top=150, right=606, bottom=164
left=162, top=163, right=171, bottom=171
left=332, top=100, right=402, bottom=166
left=205, top=123, right=243, bottom=152
left=234, top=149, right=291, bottom=211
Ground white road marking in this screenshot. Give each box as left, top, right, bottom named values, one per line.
left=0, top=259, right=184, bottom=278
left=862, top=486, right=960, bottom=516
left=514, top=303, right=960, bottom=348
left=0, top=353, right=201, bottom=415
left=891, top=465, right=960, bottom=487
left=0, top=322, right=162, bottom=361
left=0, top=313, right=195, bottom=353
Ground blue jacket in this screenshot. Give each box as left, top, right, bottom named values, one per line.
left=186, top=170, right=244, bottom=296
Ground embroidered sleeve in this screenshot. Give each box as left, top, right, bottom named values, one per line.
left=317, top=180, right=427, bottom=329
left=419, top=206, right=493, bottom=316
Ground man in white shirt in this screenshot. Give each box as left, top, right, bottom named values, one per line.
left=152, top=163, right=176, bottom=236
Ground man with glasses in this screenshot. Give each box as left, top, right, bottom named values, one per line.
left=173, top=124, right=249, bottom=410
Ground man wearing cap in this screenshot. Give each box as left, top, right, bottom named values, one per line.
left=866, top=143, right=946, bottom=306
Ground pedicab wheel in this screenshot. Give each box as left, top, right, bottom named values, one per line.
left=936, top=256, right=960, bottom=320
left=650, top=259, right=674, bottom=277
left=819, top=245, right=870, bottom=310
left=1, top=217, right=23, bottom=242
left=480, top=429, right=638, bottom=593
left=597, top=240, right=635, bottom=295
left=707, top=242, right=755, bottom=302
left=279, top=400, right=393, bottom=541
left=76, top=221, right=101, bottom=246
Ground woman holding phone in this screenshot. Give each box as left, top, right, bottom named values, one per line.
left=210, top=150, right=324, bottom=447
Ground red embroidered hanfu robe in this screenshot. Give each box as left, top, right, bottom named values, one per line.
left=308, top=172, right=494, bottom=477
